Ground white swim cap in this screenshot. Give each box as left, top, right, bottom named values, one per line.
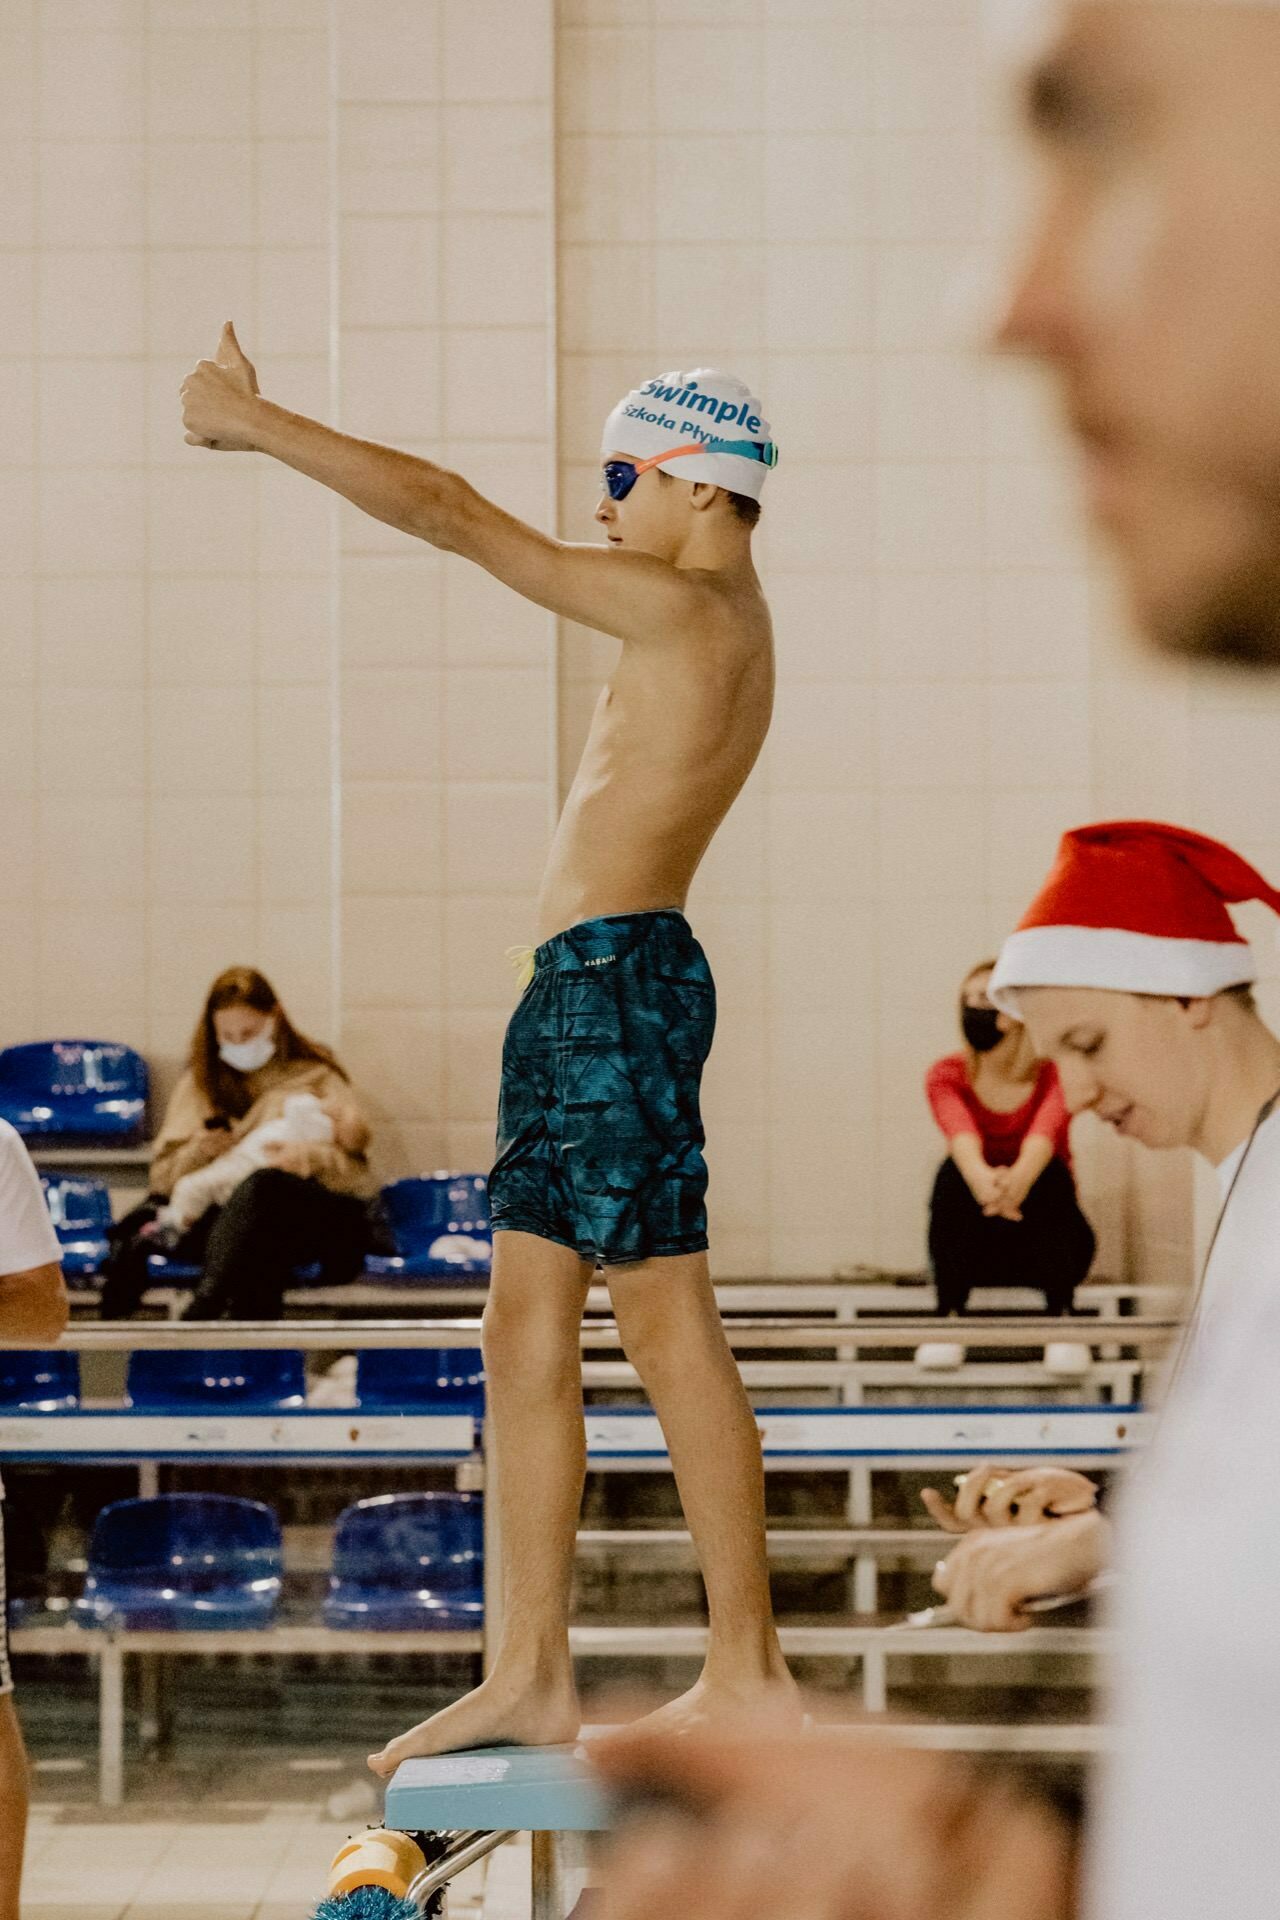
left=601, top=369, right=778, bottom=502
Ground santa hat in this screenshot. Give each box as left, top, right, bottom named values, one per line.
left=988, top=821, right=1280, bottom=1013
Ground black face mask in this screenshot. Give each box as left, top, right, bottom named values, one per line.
left=962, top=1005, right=1004, bottom=1054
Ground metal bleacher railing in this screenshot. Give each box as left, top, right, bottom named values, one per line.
left=2, top=1304, right=1178, bottom=1803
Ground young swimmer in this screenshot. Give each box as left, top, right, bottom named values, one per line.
left=179, top=333, right=791, bottom=1767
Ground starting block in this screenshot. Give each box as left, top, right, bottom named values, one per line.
left=383, top=1745, right=610, bottom=1918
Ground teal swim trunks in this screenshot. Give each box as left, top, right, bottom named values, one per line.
left=489, top=911, right=716, bottom=1266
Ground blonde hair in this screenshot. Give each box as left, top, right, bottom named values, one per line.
left=959, top=961, right=1039, bottom=1084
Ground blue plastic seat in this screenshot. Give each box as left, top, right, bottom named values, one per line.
left=41, top=1175, right=112, bottom=1283
left=144, top=1252, right=323, bottom=1290
left=355, top=1346, right=485, bottom=1413
left=0, top=1041, right=148, bottom=1144
left=125, top=1348, right=306, bottom=1411
left=365, top=1174, right=492, bottom=1284
left=0, top=1350, right=79, bottom=1412
left=79, top=1493, right=282, bottom=1630
left=324, top=1492, right=483, bottom=1631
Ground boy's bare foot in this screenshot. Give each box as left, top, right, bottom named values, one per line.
left=367, top=1669, right=582, bottom=1778
left=627, top=1663, right=802, bottom=1738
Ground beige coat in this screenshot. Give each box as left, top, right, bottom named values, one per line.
left=149, top=1058, right=376, bottom=1201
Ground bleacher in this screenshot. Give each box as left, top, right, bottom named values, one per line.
left=1, top=1036, right=1180, bottom=1805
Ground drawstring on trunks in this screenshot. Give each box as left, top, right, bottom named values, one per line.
left=506, top=945, right=536, bottom=994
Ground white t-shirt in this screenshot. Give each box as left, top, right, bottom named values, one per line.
left=1091, top=1101, right=1280, bottom=1920
left=0, top=1118, right=63, bottom=1500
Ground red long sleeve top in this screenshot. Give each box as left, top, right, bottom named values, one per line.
left=925, top=1053, right=1073, bottom=1169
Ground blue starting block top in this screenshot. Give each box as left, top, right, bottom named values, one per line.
left=385, top=1744, right=610, bottom=1834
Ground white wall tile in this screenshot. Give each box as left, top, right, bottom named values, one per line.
left=38, top=250, right=146, bottom=356
left=558, top=136, right=651, bottom=245
left=38, top=358, right=148, bottom=468
left=39, top=139, right=146, bottom=249
left=763, top=133, right=872, bottom=244
left=443, top=0, right=551, bottom=102
left=255, top=30, right=330, bottom=140
left=340, top=667, right=444, bottom=783
left=149, top=683, right=255, bottom=792
left=37, top=684, right=142, bottom=795
left=764, top=245, right=873, bottom=353
left=257, top=683, right=333, bottom=792
left=445, top=104, right=552, bottom=213
left=147, top=140, right=255, bottom=249
left=339, top=104, right=443, bottom=215
left=341, top=328, right=442, bottom=441
left=341, top=555, right=444, bottom=670
left=443, top=216, right=549, bottom=329
left=256, top=575, right=333, bottom=684
left=442, top=331, right=549, bottom=440
left=149, top=574, right=256, bottom=686
left=149, top=794, right=256, bottom=904
left=256, top=139, right=331, bottom=248
left=0, top=248, right=35, bottom=352
left=147, top=464, right=258, bottom=575
left=146, top=29, right=253, bottom=139
left=336, top=0, right=440, bottom=102
left=39, top=469, right=147, bottom=575
left=344, top=781, right=444, bottom=895
left=444, top=669, right=549, bottom=783
left=341, top=217, right=440, bottom=329
left=557, top=29, right=652, bottom=135
left=39, top=31, right=144, bottom=138
left=763, top=24, right=869, bottom=132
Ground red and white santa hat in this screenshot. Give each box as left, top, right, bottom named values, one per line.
left=988, top=821, right=1280, bottom=1014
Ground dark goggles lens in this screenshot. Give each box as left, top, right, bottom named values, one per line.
left=602, top=461, right=639, bottom=502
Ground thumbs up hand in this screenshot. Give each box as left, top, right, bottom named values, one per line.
left=180, top=321, right=263, bottom=451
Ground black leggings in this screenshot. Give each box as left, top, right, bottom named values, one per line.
left=927, top=1155, right=1096, bottom=1317
left=98, top=1169, right=371, bottom=1321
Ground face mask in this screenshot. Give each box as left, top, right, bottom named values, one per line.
left=962, top=1005, right=1004, bottom=1054
left=218, top=1029, right=276, bottom=1075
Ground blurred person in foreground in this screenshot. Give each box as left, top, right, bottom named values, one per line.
left=0, top=1124, right=68, bottom=1920
left=597, top=5, right=1280, bottom=1916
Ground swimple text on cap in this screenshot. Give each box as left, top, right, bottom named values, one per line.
left=638, top=378, right=764, bottom=435
left=601, top=368, right=776, bottom=502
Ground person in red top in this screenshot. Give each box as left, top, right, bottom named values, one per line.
left=925, top=960, right=1094, bottom=1316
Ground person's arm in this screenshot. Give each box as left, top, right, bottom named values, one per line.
left=992, top=1133, right=1054, bottom=1220
left=180, top=325, right=723, bottom=648
left=149, top=1072, right=231, bottom=1198
left=0, top=1261, right=69, bottom=1346
left=926, top=1059, right=1004, bottom=1209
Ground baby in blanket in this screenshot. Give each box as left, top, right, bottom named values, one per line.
left=153, top=1092, right=335, bottom=1238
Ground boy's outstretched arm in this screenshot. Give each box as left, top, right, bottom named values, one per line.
left=181, top=322, right=715, bottom=646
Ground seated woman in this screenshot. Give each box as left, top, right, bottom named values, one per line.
left=925, top=959, right=1095, bottom=1315
left=99, top=966, right=377, bottom=1319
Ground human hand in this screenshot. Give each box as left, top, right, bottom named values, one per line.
left=593, top=1715, right=1077, bottom=1920
left=931, top=1511, right=1109, bottom=1633
left=181, top=321, right=262, bottom=450
left=261, top=1139, right=317, bottom=1178
left=922, top=1466, right=1099, bottom=1533
left=319, top=1096, right=367, bottom=1155
left=970, top=1163, right=1006, bottom=1212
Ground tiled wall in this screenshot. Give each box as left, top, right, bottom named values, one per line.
left=331, top=0, right=556, bottom=1178
left=7, top=0, right=1277, bottom=1276
left=2, top=0, right=556, bottom=1186
left=553, top=0, right=1280, bottom=1284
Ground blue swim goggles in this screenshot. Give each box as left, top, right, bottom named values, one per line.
left=602, top=437, right=779, bottom=502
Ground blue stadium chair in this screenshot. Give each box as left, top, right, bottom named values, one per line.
left=41, top=1175, right=112, bottom=1285
left=125, top=1348, right=306, bottom=1411
left=144, top=1251, right=323, bottom=1290
left=0, top=1041, right=148, bottom=1144
left=78, top=1493, right=282, bottom=1630
left=324, top=1491, right=483, bottom=1631
left=355, top=1346, right=485, bottom=1414
left=0, top=1350, right=79, bottom=1412
left=365, top=1174, right=492, bottom=1284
